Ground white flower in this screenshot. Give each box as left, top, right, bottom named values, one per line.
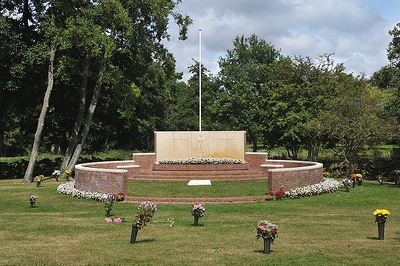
left=285, top=178, right=342, bottom=199
left=57, top=181, right=106, bottom=201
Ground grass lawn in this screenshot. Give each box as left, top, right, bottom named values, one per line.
left=0, top=179, right=399, bottom=266
left=128, top=180, right=267, bottom=197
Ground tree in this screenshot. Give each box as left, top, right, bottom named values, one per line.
left=11, top=0, right=191, bottom=181
left=215, top=34, right=282, bottom=151
left=372, top=22, right=400, bottom=140
left=321, top=77, right=392, bottom=174
left=388, top=22, right=400, bottom=68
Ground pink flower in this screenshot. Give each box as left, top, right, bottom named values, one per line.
left=105, top=217, right=113, bottom=223
left=113, top=218, right=122, bottom=223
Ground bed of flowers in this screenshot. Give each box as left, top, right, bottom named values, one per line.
left=57, top=181, right=106, bottom=201
left=158, top=157, right=243, bottom=164
left=58, top=178, right=343, bottom=201
left=284, top=178, right=342, bottom=199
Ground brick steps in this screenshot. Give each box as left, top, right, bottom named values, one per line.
left=128, top=170, right=267, bottom=181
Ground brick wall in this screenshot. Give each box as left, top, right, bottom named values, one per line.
left=74, top=161, right=135, bottom=195
left=261, top=160, right=324, bottom=192
left=74, top=155, right=324, bottom=195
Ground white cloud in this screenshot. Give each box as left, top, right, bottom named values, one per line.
left=164, top=0, right=399, bottom=80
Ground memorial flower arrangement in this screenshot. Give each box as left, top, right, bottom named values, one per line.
left=29, top=195, right=37, bottom=204
left=65, top=169, right=72, bottom=180
left=52, top=170, right=61, bottom=181
left=104, top=193, right=115, bottom=216
left=256, top=220, right=278, bottom=242
left=133, top=201, right=157, bottom=229
left=351, top=173, right=363, bottom=185
left=116, top=192, right=125, bottom=202
left=266, top=191, right=274, bottom=201
left=191, top=204, right=206, bottom=218
left=275, top=189, right=286, bottom=200
left=373, top=209, right=390, bottom=223
left=33, top=175, right=44, bottom=182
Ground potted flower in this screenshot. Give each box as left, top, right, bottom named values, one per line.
left=52, top=170, right=61, bottom=182
left=266, top=191, right=274, bottom=201
left=351, top=173, right=363, bottom=186
left=342, top=178, right=352, bottom=192
left=116, top=192, right=125, bottom=202
left=33, top=175, right=44, bottom=187
left=373, top=209, right=390, bottom=240
left=275, top=189, right=285, bottom=200
left=104, top=193, right=115, bottom=217
left=130, top=201, right=157, bottom=244
left=256, top=220, right=278, bottom=254
left=29, top=195, right=37, bottom=208
left=64, top=170, right=72, bottom=181
left=191, top=203, right=205, bottom=226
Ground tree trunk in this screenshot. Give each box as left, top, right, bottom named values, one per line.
left=60, top=53, right=90, bottom=173
left=0, top=90, right=9, bottom=156
left=23, top=46, right=56, bottom=182
left=62, top=55, right=107, bottom=172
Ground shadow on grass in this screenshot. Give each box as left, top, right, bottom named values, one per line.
left=130, top=239, right=156, bottom=244
left=253, top=249, right=274, bottom=254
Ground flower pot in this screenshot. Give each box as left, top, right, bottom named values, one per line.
left=378, top=222, right=385, bottom=240
left=194, top=216, right=199, bottom=226
left=130, top=225, right=139, bottom=244
left=263, top=238, right=271, bottom=254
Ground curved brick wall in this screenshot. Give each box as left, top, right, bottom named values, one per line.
left=74, top=155, right=323, bottom=195
left=74, top=160, right=137, bottom=195
left=260, top=160, right=324, bottom=192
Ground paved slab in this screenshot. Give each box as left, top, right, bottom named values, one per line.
left=187, top=180, right=212, bottom=186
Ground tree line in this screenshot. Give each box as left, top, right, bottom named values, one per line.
left=1, top=1, right=399, bottom=180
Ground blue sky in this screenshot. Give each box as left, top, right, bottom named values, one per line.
left=164, top=0, right=400, bottom=81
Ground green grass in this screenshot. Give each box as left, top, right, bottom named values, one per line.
left=1, top=179, right=399, bottom=266
left=128, top=180, right=267, bottom=197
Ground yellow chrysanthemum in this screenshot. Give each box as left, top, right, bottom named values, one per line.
left=373, top=209, right=390, bottom=217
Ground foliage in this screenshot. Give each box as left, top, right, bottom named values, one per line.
left=191, top=204, right=206, bottom=218
left=387, top=23, right=400, bottom=68
left=133, top=201, right=157, bottom=229
left=321, top=77, right=393, bottom=174
left=373, top=209, right=391, bottom=223
left=215, top=34, right=282, bottom=151
left=255, top=220, right=278, bottom=241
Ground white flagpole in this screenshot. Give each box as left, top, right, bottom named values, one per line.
left=199, top=28, right=202, bottom=132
